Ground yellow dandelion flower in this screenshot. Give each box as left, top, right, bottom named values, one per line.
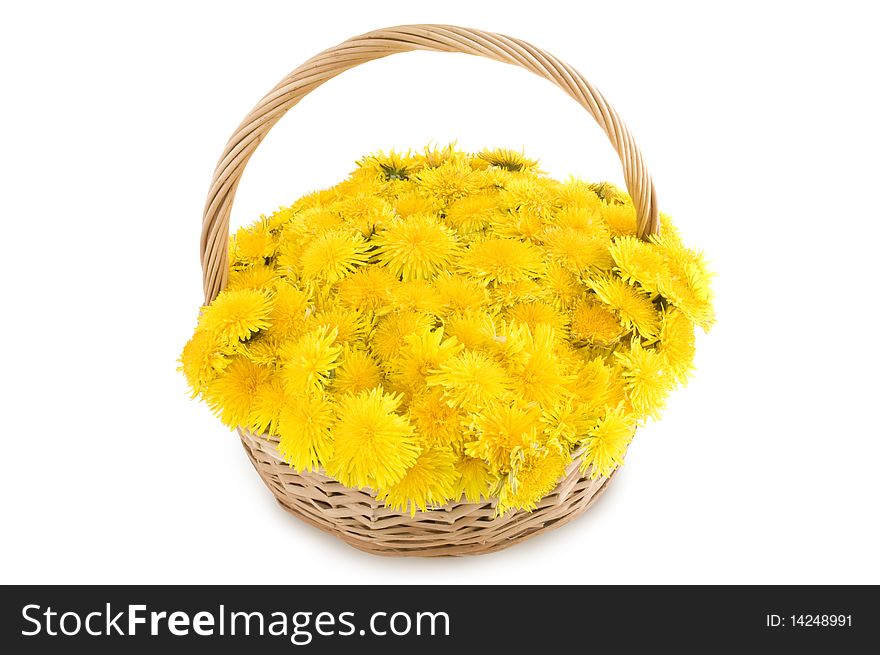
left=289, top=187, right=338, bottom=213
left=609, top=235, right=670, bottom=295
left=265, top=206, right=296, bottom=232
left=228, top=235, right=240, bottom=268
left=658, top=308, right=696, bottom=384
left=336, top=164, right=384, bottom=195
left=570, top=356, right=616, bottom=411
left=498, top=447, right=569, bottom=513
left=659, top=212, right=681, bottom=240
left=417, top=143, right=468, bottom=169
left=542, top=227, right=613, bottom=273
left=267, top=282, right=309, bottom=339
left=334, top=194, right=395, bottom=237
left=387, top=279, right=441, bottom=314
left=553, top=205, right=609, bottom=239
left=227, top=263, right=277, bottom=291
left=506, top=301, right=568, bottom=334
left=588, top=276, right=659, bottom=338
left=601, top=201, right=638, bottom=236
left=536, top=177, right=564, bottom=196
left=569, top=298, right=625, bottom=346
left=506, top=324, right=574, bottom=405
left=498, top=177, right=557, bottom=219
left=652, top=234, right=716, bottom=330
left=445, top=193, right=499, bottom=234
left=483, top=318, right=529, bottom=363
left=306, top=306, right=365, bottom=345
left=325, top=388, right=419, bottom=490
left=479, top=166, right=517, bottom=190
left=427, top=351, right=511, bottom=410
left=394, top=190, right=441, bottom=218
left=371, top=311, right=434, bottom=362
left=277, top=392, right=335, bottom=472
left=278, top=326, right=341, bottom=394
left=554, top=179, right=604, bottom=212
left=357, top=149, right=419, bottom=181
left=459, top=237, right=546, bottom=285
left=465, top=402, right=542, bottom=473
left=333, top=348, right=382, bottom=395
left=415, top=160, right=482, bottom=204
left=489, top=278, right=544, bottom=307
left=408, top=388, right=464, bottom=448
left=541, top=399, right=592, bottom=446
left=469, top=155, right=490, bottom=171
left=660, top=274, right=715, bottom=331
left=615, top=340, right=673, bottom=420
left=378, top=446, right=459, bottom=515
left=541, top=262, right=581, bottom=310
left=240, top=334, right=286, bottom=367
left=285, top=207, right=346, bottom=245
left=442, top=310, right=497, bottom=351
left=233, top=218, right=278, bottom=262
left=552, top=338, right=584, bottom=372
left=197, top=288, right=273, bottom=343
left=384, top=178, right=416, bottom=202
left=274, top=241, right=303, bottom=281
left=433, top=273, right=489, bottom=316
left=336, top=266, right=399, bottom=313
left=390, top=327, right=463, bottom=394
left=590, top=181, right=628, bottom=205
left=580, top=405, right=636, bottom=478
left=477, top=147, right=539, bottom=172
left=492, top=207, right=548, bottom=242
left=204, top=357, right=272, bottom=428
left=667, top=239, right=713, bottom=303
left=298, top=229, right=370, bottom=285
left=376, top=176, right=411, bottom=199
left=605, top=364, right=630, bottom=410
left=248, top=378, right=286, bottom=435
left=179, top=329, right=228, bottom=395
left=455, top=455, right=495, bottom=503
left=374, top=214, right=459, bottom=281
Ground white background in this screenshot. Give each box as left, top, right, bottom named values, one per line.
left=2, top=0, right=878, bottom=585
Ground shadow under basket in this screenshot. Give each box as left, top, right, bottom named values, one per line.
left=239, top=429, right=618, bottom=557
left=200, top=24, right=660, bottom=557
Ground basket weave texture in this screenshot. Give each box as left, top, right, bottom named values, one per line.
left=201, top=24, right=657, bottom=556
left=240, top=429, right=617, bottom=556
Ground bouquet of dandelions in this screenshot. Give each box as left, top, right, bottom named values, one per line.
left=180, top=145, right=713, bottom=517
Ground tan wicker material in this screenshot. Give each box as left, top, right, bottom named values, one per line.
left=239, top=428, right=618, bottom=557
left=200, top=25, right=658, bottom=556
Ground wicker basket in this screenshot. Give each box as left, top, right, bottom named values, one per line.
left=200, top=24, right=659, bottom=557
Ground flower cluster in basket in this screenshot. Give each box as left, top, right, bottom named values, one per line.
left=180, top=145, right=714, bottom=516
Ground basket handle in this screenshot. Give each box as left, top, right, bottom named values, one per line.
left=201, top=24, right=659, bottom=302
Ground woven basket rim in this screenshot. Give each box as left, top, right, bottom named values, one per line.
left=239, top=427, right=596, bottom=513
left=239, top=428, right=620, bottom=556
